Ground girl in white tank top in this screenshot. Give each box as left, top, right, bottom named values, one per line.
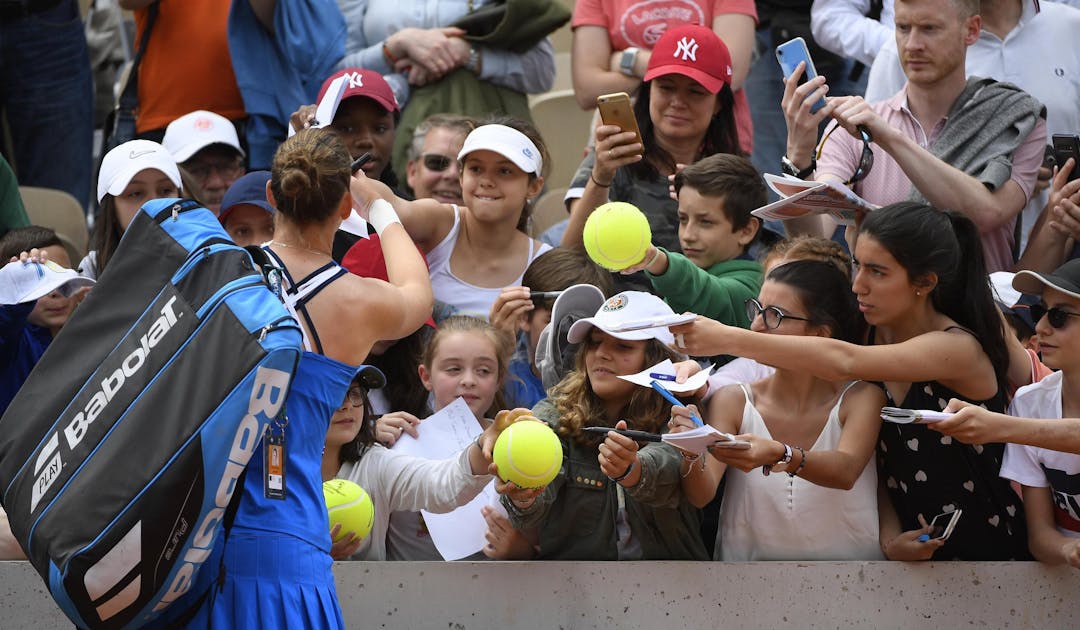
left=348, top=121, right=552, bottom=320
left=669, top=260, right=886, bottom=560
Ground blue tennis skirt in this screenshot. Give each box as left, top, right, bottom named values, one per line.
left=161, top=529, right=344, bottom=629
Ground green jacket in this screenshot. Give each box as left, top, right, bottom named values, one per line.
left=0, top=155, right=29, bottom=240
left=648, top=250, right=763, bottom=329
left=503, top=400, right=708, bottom=560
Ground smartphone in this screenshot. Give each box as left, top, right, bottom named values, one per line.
left=596, top=92, right=645, bottom=156
left=1052, top=134, right=1080, bottom=182
left=775, top=37, right=827, bottom=114
left=918, top=509, right=963, bottom=542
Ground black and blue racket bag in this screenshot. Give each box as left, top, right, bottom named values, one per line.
left=0, top=198, right=303, bottom=628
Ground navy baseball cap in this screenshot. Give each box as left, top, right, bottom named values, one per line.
left=219, top=170, right=273, bottom=222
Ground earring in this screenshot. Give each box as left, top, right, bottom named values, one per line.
left=915, top=291, right=921, bottom=296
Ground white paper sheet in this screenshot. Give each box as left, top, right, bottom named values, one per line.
left=286, top=74, right=346, bottom=138
left=312, top=75, right=347, bottom=130
left=391, top=397, right=491, bottom=560
left=420, top=483, right=499, bottom=561
left=391, top=397, right=481, bottom=459
left=662, top=425, right=749, bottom=455
left=618, top=359, right=713, bottom=393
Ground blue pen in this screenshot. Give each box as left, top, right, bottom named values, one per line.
left=650, top=380, right=702, bottom=427
left=649, top=372, right=677, bottom=381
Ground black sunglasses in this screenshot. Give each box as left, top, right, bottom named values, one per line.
left=817, top=123, right=874, bottom=186
left=422, top=154, right=454, bottom=172
left=744, top=298, right=812, bottom=330
left=1030, top=302, right=1080, bottom=329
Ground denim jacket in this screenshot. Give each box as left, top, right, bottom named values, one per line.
left=503, top=400, right=708, bottom=560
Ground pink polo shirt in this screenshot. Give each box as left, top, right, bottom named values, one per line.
left=816, top=87, right=1046, bottom=273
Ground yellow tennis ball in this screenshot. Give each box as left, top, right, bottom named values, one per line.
left=323, top=479, right=375, bottom=542
left=583, top=202, right=652, bottom=271
left=493, top=421, right=563, bottom=488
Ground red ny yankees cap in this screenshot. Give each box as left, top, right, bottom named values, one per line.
left=318, top=68, right=400, bottom=113
left=643, top=24, right=733, bottom=94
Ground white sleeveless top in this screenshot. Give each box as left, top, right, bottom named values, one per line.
left=426, top=205, right=551, bottom=320
left=718, top=382, right=883, bottom=561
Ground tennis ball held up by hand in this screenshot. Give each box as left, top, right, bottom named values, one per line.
left=493, top=420, right=563, bottom=488
left=324, top=479, right=375, bottom=542
left=583, top=202, right=652, bottom=271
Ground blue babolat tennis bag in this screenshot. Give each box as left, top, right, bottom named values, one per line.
left=0, top=198, right=303, bottom=629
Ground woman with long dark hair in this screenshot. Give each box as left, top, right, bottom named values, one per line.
left=561, top=24, right=742, bottom=262
left=672, top=202, right=1030, bottom=561
left=670, top=259, right=885, bottom=560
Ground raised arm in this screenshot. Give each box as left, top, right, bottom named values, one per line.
left=560, top=127, right=642, bottom=249
left=712, top=12, right=755, bottom=92
left=351, top=173, right=456, bottom=251
left=811, top=0, right=894, bottom=67
left=671, top=317, right=999, bottom=402
left=935, top=400, right=1080, bottom=454
left=829, top=96, right=1044, bottom=234
left=571, top=26, right=644, bottom=110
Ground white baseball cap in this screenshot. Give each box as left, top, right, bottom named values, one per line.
left=162, top=110, right=245, bottom=163
left=458, top=124, right=542, bottom=176
left=0, top=260, right=95, bottom=305
left=567, top=291, right=676, bottom=346
left=96, top=139, right=183, bottom=203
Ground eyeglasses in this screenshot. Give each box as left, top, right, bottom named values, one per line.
left=340, top=388, right=364, bottom=408
left=184, top=159, right=245, bottom=182
left=816, top=123, right=874, bottom=186
left=745, top=298, right=812, bottom=330
left=1030, top=302, right=1080, bottom=329
left=422, top=154, right=454, bottom=172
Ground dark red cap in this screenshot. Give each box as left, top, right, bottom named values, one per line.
left=318, top=68, right=400, bottom=113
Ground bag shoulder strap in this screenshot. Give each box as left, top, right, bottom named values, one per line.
left=118, top=1, right=159, bottom=113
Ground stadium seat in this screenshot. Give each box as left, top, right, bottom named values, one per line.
left=530, top=186, right=569, bottom=238
left=19, top=186, right=90, bottom=267
left=529, top=89, right=592, bottom=192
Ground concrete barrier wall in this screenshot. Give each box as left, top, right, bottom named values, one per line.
left=3, top=560, right=1078, bottom=628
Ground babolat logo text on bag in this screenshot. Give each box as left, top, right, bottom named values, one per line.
left=29, top=290, right=195, bottom=514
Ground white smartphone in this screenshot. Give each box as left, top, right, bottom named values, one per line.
left=775, top=37, right=827, bottom=113
left=920, top=509, right=963, bottom=542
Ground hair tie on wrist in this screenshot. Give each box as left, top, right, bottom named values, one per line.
left=590, top=172, right=612, bottom=188
left=610, top=461, right=635, bottom=482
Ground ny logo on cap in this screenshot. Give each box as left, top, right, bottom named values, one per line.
left=344, top=72, right=364, bottom=89
left=673, top=37, right=699, bottom=62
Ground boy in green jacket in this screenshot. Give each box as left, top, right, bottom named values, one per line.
left=624, top=153, right=764, bottom=328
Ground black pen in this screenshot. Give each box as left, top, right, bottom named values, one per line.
left=351, top=152, right=373, bottom=174
left=582, top=426, right=662, bottom=442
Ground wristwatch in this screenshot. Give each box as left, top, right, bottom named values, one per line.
left=781, top=155, right=816, bottom=180
left=619, top=47, right=640, bottom=77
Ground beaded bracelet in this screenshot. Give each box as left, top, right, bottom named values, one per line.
left=788, top=445, right=807, bottom=478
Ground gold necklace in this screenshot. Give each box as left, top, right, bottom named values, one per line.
left=270, top=240, right=332, bottom=258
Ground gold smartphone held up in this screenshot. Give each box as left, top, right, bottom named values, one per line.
left=596, top=92, right=644, bottom=156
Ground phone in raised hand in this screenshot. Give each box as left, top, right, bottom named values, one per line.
left=775, top=37, right=827, bottom=114
left=596, top=92, right=645, bottom=157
